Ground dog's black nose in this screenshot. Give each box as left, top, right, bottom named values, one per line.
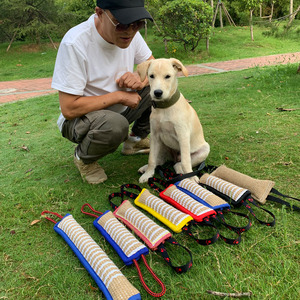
left=154, top=89, right=163, bottom=98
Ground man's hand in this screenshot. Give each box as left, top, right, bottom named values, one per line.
left=116, top=72, right=145, bottom=90
left=119, top=91, right=141, bottom=109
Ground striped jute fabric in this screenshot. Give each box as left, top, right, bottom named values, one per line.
left=136, top=189, right=191, bottom=227
left=114, top=200, right=171, bottom=250
left=58, top=215, right=139, bottom=300
left=211, top=165, right=275, bottom=204
left=178, top=179, right=228, bottom=207
left=163, top=185, right=214, bottom=215
left=200, top=173, right=249, bottom=202
left=97, top=211, right=145, bottom=258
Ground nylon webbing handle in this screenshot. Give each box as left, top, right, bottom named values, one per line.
left=215, top=209, right=252, bottom=234
left=155, top=162, right=208, bottom=185
left=157, top=237, right=193, bottom=274
left=266, top=195, right=300, bottom=212
left=202, top=217, right=241, bottom=245
left=182, top=219, right=220, bottom=246
left=241, top=198, right=275, bottom=227
left=266, top=188, right=300, bottom=212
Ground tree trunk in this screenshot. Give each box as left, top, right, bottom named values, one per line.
left=47, top=32, right=57, bottom=50
left=286, top=5, right=300, bottom=28
left=269, top=2, right=274, bottom=22
left=206, top=37, right=210, bottom=53
left=290, top=0, right=294, bottom=22
left=250, top=10, right=254, bottom=41
left=260, top=4, right=262, bottom=17
left=219, top=4, right=223, bottom=28
left=7, top=31, right=17, bottom=52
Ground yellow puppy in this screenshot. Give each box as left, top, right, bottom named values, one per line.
left=138, top=58, right=210, bottom=183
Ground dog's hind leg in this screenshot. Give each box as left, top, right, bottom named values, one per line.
left=191, top=142, right=210, bottom=168
left=174, top=142, right=210, bottom=183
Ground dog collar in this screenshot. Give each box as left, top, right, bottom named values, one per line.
left=152, top=89, right=181, bottom=109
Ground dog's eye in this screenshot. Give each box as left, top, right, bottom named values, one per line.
left=165, top=75, right=171, bottom=79
left=149, top=74, right=155, bottom=79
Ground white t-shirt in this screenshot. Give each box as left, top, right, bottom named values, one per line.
left=52, top=14, right=152, bottom=131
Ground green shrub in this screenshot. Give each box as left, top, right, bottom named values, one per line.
left=155, top=0, right=212, bottom=51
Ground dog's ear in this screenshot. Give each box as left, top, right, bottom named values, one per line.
left=137, top=60, right=152, bottom=81
left=170, top=58, right=188, bottom=77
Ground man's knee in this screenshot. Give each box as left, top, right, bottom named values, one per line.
left=92, top=111, right=128, bottom=145
left=93, top=112, right=129, bottom=147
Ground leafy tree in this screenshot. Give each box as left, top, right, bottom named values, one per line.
left=241, top=0, right=265, bottom=40
left=0, top=0, right=60, bottom=44
left=155, top=0, right=212, bottom=51
left=0, top=0, right=96, bottom=44
left=55, top=0, right=96, bottom=24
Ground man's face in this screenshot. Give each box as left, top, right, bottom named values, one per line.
left=96, top=8, right=138, bottom=49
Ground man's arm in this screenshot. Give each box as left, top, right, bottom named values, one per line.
left=59, top=55, right=154, bottom=120
left=59, top=90, right=142, bottom=120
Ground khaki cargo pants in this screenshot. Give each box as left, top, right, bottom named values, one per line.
left=61, top=86, right=151, bottom=164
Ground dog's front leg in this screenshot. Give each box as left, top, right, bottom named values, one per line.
left=174, top=134, right=199, bottom=183
left=139, top=136, right=162, bottom=183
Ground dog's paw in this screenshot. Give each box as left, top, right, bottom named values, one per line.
left=139, top=173, right=152, bottom=183
left=138, top=164, right=148, bottom=174
left=174, top=162, right=183, bottom=174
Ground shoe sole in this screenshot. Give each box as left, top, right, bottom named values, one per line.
left=121, top=149, right=150, bottom=155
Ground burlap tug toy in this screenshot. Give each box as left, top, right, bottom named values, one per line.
left=173, top=178, right=253, bottom=234
left=109, top=192, right=193, bottom=274
left=146, top=179, right=247, bottom=245
left=211, top=165, right=300, bottom=211
left=120, top=184, right=229, bottom=246
left=135, top=187, right=193, bottom=233
left=155, top=166, right=252, bottom=234
left=164, top=163, right=299, bottom=212
left=199, top=174, right=276, bottom=226
left=175, top=178, right=230, bottom=211
left=80, top=204, right=166, bottom=298
left=41, top=211, right=141, bottom=300
left=113, top=200, right=171, bottom=250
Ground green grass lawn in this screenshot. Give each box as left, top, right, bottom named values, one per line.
left=1, top=62, right=299, bottom=299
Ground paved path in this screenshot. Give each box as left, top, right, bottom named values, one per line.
left=1, top=52, right=300, bottom=105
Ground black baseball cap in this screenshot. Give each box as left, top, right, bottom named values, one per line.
left=97, top=0, right=153, bottom=24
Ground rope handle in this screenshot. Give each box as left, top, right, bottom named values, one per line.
left=157, top=237, right=193, bottom=274
left=81, top=203, right=103, bottom=218
left=133, top=255, right=166, bottom=298
left=41, top=211, right=63, bottom=224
